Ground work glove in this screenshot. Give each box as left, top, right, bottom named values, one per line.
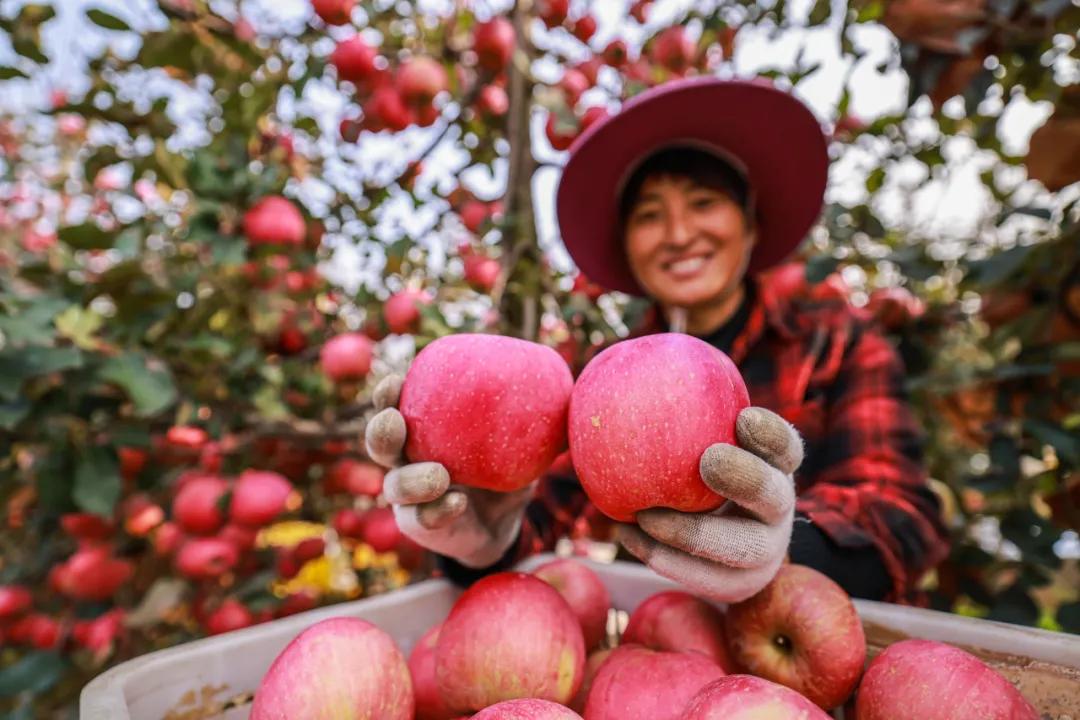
left=617, top=407, right=802, bottom=603
left=363, top=374, right=533, bottom=569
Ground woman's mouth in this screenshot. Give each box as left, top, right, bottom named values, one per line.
left=662, top=253, right=713, bottom=279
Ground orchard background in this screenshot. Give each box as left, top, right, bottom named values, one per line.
left=0, top=0, right=1078, bottom=715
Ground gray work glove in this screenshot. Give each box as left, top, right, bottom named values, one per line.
left=364, top=374, right=533, bottom=569
left=617, top=407, right=802, bottom=603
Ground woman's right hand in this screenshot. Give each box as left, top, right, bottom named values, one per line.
left=364, top=374, right=533, bottom=569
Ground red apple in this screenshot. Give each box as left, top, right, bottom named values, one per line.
left=400, top=334, right=574, bottom=491
left=60, top=512, right=115, bottom=541
left=123, top=494, right=165, bottom=537
left=436, top=572, right=585, bottom=712
left=568, top=333, right=749, bottom=521
left=398, top=56, right=449, bottom=105
left=682, top=674, right=831, bottom=719
left=532, top=558, right=610, bottom=651
left=724, top=564, right=866, bottom=710
left=205, top=599, right=254, bottom=635
left=326, top=459, right=385, bottom=496
left=310, top=0, right=354, bottom=25
left=583, top=644, right=726, bottom=720
left=244, top=196, right=306, bottom=247
left=0, top=585, right=32, bottom=619
left=473, top=18, right=515, bottom=72
left=331, top=36, right=378, bottom=84
left=229, top=470, right=296, bottom=527
left=333, top=508, right=366, bottom=539
left=560, top=68, right=590, bottom=106
left=537, top=0, right=569, bottom=28
left=546, top=111, right=578, bottom=151
left=320, top=332, right=375, bottom=382
left=340, top=117, right=362, bottom=142
left=172, top=475, right=229, bottom=535
left=464, top=255, right=501, bottom=292
left=118, top=446, right=147, bottom=480
left=602, top=39, right=629, bottom=67
left=576, top=58, right=602, bottom=85
left=854, top=639, right=1038, bottom=720
left=72, top=609, right=126, bottom=656
left=569, top=647, right=612, bottom=713
left=251, top=617, right=413, bottom=720
left=54, top=547, right=134, bottom=601
left=473, top=699, right=582, bottom=719
left=383, top=288, right=431, bottom=334
left=622, top=590, right=734, bottom=671
left=476, top=84, right=509, bottom=117
left=366, top=86, right=413, bottom=132
left=410, top=624, right=457, bottom=720
left=175, top=537, right=239, bottom=580
left=166, top=425, right=209, bottom=450
left=218, top=523, right=258, bottom=553
left=360, top=506, right=402, bottom=553
left=9, top=613, right=62, bottom=649
left=630, top=0, right=652, bottom=23
left=460, top=200, right=490, bottom=233
left=572, top=15, right=597, bottom=43
left=652, top=26, right=696, bottom=73
left=153, top=521, right=184, bottom=557
left=276, top=591, right=318, bottom=618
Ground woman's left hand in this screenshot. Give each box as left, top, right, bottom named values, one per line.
left=617, top=407, right=803, bottom=603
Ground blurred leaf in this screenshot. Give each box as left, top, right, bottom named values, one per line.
left=1057, top=601, right=1080, bottom=633
left=12, top=36, right=48, bottom=64
left=966, top=245, right=1033, bottom=286
left=17, top=4, right=57, bottom=26
left=0, top=297, right=68, bottom=345
left=99, top=353, right=178, bottom=417
left=0, top=652, right=66, bottom=697
left=0, top=66, right=28, bottom=80
left=1000, top=206, right=1053, bottom=222
left=986, top=583, right=1040, bottom=626
left=73, top=446, right=121, bottom=518
left=55, top=305, right=104, bottom=350
left=0, top=346, right=83, bottom=401
left=866, top=167, right=886, bottom=193
left=85, top=8, right=131, bottom=32
left=1032, top=0, right=1072, bottom=17
left=1024, top=419, right=1080, bottom=466
left=36, top=449, right=74, bottom=512
left=805, top=254, right=840, bottom=283
left=59, top=222, right=114, bottom=250
left=809, top=0, right=831, bottom=25
left=0, top=399, right=30, bottom=430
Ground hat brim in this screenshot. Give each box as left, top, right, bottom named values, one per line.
left=556, top=77, right=829, bottom=296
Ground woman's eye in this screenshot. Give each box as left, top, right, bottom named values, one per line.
left=690, top=194, right=720, bottom=209
left=632, top=208, right=660, bottom=223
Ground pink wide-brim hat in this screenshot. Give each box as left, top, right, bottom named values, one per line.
left=555, top=76, right=829, bottom=296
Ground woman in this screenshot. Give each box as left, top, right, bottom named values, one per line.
left=366, top=77, right=950, bottom=603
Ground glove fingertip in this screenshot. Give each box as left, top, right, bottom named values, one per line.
left=364, top=408, right=407, bottom=467
left=373, top=373, right=405, bottom=412
left=735, top=407, right=804, bottom=474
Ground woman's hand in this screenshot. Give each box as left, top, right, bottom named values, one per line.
left=364, top=374, right=533, bottom=569
left=617, top=407, right=802, bottom=603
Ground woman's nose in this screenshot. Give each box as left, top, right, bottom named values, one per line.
left=665, top=206, right=695, bottom=248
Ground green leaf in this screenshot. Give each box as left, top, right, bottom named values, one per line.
left=12, top=36, right=48, bottom=64
left=36, top=449, right=74, bottom=512
left=866, top=167, right=886, bottom=193
left=966, top=244, right=1033, bottom=286
left=805, top=254, right=839, bottom=283
left=0, top=652, right=66, bottom=697
left=0, top=297, right=68, bottom=345
left=99, top=353, right=178, bottom=417
left=808, top=0, right=832, bottom=25
left=0, top=66, right=28, bottom=80
left=85, top=8, right=131, bottom=32
left=55, top=305, right=104, bottom=350
left=0, top=346, right=83, bottom=401
left=59, top=222, right=114, bottom=250
left=73, top=446, right=121, bottom=518
left=0, top=399, right=30, bottom=430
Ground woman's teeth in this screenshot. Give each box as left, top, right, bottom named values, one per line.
left=668, top=256, right=707, bottom=274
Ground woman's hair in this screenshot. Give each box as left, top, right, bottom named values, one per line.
left=617, top=146, right=754, bottom=227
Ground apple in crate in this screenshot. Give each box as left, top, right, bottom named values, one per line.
left=400, top=334, right=574, bottom=491
left=472, top=699, right=583, bottom=719
left=583, top=644, right=726, bottom=720
left=569, top=647, right=612, bottom=713
left=435, top=572, right=585, bottom=713
left=409, top=623, right=456, bottom=720
left=568, top=334, right=749, bottom=521
left=724, top=564, right=865, bottom=710
left=250, top=617, right=412, bottom=720
left=533, top=558, right=611, bottom=651
left=855, top=639, right=1038, bottom=720
left=681, top=674, right=832, bottom=719
left=622, top=590, right=733, bottom=671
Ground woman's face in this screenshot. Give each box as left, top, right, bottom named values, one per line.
left=623, top=174, right=755, bottom=310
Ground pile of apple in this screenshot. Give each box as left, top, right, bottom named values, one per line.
left=243, top=331, right=1039, bottom=718
left=249, top=556, right=1038, bottom=719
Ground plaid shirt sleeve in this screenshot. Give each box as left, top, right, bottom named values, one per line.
left=794, top=322, right=950, bottom=602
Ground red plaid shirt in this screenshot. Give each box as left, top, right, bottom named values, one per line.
left=502, top=274, right=950, bottom=603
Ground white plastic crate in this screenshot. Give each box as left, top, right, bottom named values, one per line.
left=80, top=555, right=1080, bottom=719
